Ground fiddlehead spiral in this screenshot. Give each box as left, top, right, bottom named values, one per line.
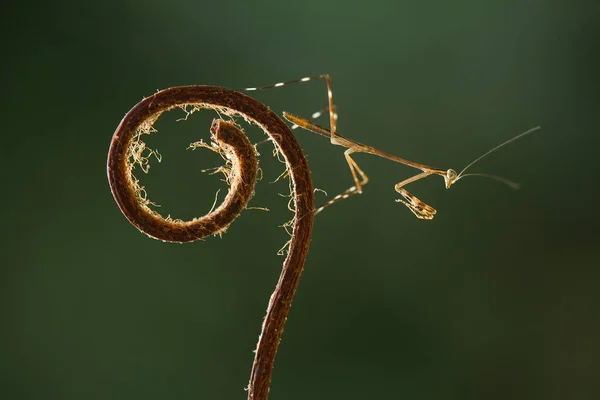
left=107, top=86, right=314, bottom=400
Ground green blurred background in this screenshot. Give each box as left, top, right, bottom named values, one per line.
left=2, top=1, right=599, bottom=399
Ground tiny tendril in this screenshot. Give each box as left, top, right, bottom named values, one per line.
left=107, top=86, right=314, bottom=400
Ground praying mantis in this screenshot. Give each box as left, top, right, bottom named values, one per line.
left=245, top=74, right=540, bottom=220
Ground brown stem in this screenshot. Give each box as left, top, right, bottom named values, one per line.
left=107, top=86, right=314, bottom=399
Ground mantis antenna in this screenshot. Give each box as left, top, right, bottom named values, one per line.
left=453, top=125, right=542, bottom=188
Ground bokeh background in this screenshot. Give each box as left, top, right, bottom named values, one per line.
left=2, top=1, right=599, bottom=399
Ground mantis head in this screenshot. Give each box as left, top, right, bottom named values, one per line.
left=443, top=169, right=458, bottom=188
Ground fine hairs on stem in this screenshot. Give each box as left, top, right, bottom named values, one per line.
left=107, top=86, right=314, bottom=400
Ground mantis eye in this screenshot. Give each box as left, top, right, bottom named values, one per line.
left=446, top=169, right=457, bottom=181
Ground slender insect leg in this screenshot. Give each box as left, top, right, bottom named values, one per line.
left=320, top=74, right=337, bottom=136
left=344, top=148, right=369, bottom=193
left=313, top=148, right=370, bottom=214
left=244, top=75, right=322, bottom=92
left=307, top=74, right=341, bottom=143
left=244, top=73, right=338, bottom=139
left=393, top=171, right=437, bottom=220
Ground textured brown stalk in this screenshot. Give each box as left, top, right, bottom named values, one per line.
left=107, top=86, right=314, bottom=399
